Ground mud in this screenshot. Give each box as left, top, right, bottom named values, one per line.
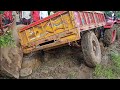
left=0, top=40, right=119, bottom=79
left=0, top=38, right=120, bottom=79
left=20, top=40, right=118, bottom=79
left=21, top=46, right=92, bottom=79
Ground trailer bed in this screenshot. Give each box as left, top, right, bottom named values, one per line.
left=19, top=11, right=106, bottom=54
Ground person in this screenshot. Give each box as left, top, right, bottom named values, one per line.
left=12, top=11, right=21, bottom=25
left=39, top=11, right=48, bottom=19
left=19, top=11, right=22, bottom=23
left=0, top=13, right=4, bottom=34
left=3, top=11, right=12, bottom=25
left=110, top=11, right=115, bottom=20
left=112, top=11, right=116, bottom=20
left=9, top=11, right=13, bottom=23
left=31, top=11, right=40, bottom=22
left=50, top=11, right=55, bottom=15
left=21, top=11, right=31, bottom=25
left=48, top=11, right=51, bottom=15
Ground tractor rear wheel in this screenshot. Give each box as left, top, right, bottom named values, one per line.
left=103, top=25, right=117, bottom=46
left=81, top=31, right=101, bottom=68
left=115, top=24, right=120, bottom=40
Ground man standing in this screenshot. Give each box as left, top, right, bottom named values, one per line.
left=21, top=11, right=31, bottom=25
left=32, top=11, right=40, bottom=22
left=9, top=11, right=13, bottom=23
left=39, top=11, right=48, bottom=19
left=50, top=11, right=54, bottom=15
left=3, top=11, right=12, bottom=25
left=12, top=11, right=21, bottom=25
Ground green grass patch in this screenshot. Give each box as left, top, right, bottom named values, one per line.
left=93, top=52, right=120, bottom=79
left=0, top=31, right=15, bottom=47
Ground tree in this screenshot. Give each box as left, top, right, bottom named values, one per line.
left=115, top=11, right=120, bottom=18
left=0, top=11, right=4, bottom=14
left=104, top=11, right=120, bottom=18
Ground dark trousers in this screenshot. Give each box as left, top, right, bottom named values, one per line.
left=3, top=18, right=10, bottom=25
left=22, top=18, right=31, bottom=25
left=16, top=22, right=21, bottom=25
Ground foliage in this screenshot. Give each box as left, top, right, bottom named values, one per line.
left=0, top=31, right=15, bottom=47
left=0, top=11, right=15, bottom=48
left=93, top=52, right=120, bottom=79
left=104, top=11, right=112, bottom=17
left=0, top=11, right=4, bottom=14
left=104, top=11, right=120, bottom=18
left=115, top=11, right=120, bottom=18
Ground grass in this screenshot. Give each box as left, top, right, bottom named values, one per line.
left=93, top=52, right=120, bottom=79
left=0, top=31, right=15, bottom=47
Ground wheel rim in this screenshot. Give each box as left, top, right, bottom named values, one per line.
left=92, top=40, right=97, bottom=56
left=111, top=30, right=116, bottom=43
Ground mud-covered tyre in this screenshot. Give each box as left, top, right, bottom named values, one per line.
left=116, top=24, right=120, bottom=40
left=103, top=25, right=117, bottom=46
left=81, top=31, right=101, bottom=68
left=94, top=27, right=101, bottom=40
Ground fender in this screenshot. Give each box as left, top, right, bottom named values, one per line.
left=116, top=18, right=120, bottom=24
left=104, top=19, right=116, bottom=29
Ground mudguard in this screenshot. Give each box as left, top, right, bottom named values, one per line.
left=104, top=19, right=116, bottom=29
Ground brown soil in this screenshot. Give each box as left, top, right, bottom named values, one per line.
left=20, top=39, right=120, bottom=79
left=0, top=39, right=119, bottom=79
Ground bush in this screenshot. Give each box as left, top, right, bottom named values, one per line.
left=0, top=31, right=15, bottom=47
left=0, top=11, right=4, bottom=14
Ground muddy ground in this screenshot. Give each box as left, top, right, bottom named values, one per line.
left=20, top=39, right=120, bottom=79
left=0, top=39, right=120, bottom=79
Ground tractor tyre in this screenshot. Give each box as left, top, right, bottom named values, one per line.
left=115, top=24, right=120, bottom=40
left=103, top=25, right=117, bottom=46
left=81, top=31, right=101, bottom=68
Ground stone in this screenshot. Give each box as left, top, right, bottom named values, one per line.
left=20, top=68, right=32, bottom=77
left=20, top=52, right=41, bottom=77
